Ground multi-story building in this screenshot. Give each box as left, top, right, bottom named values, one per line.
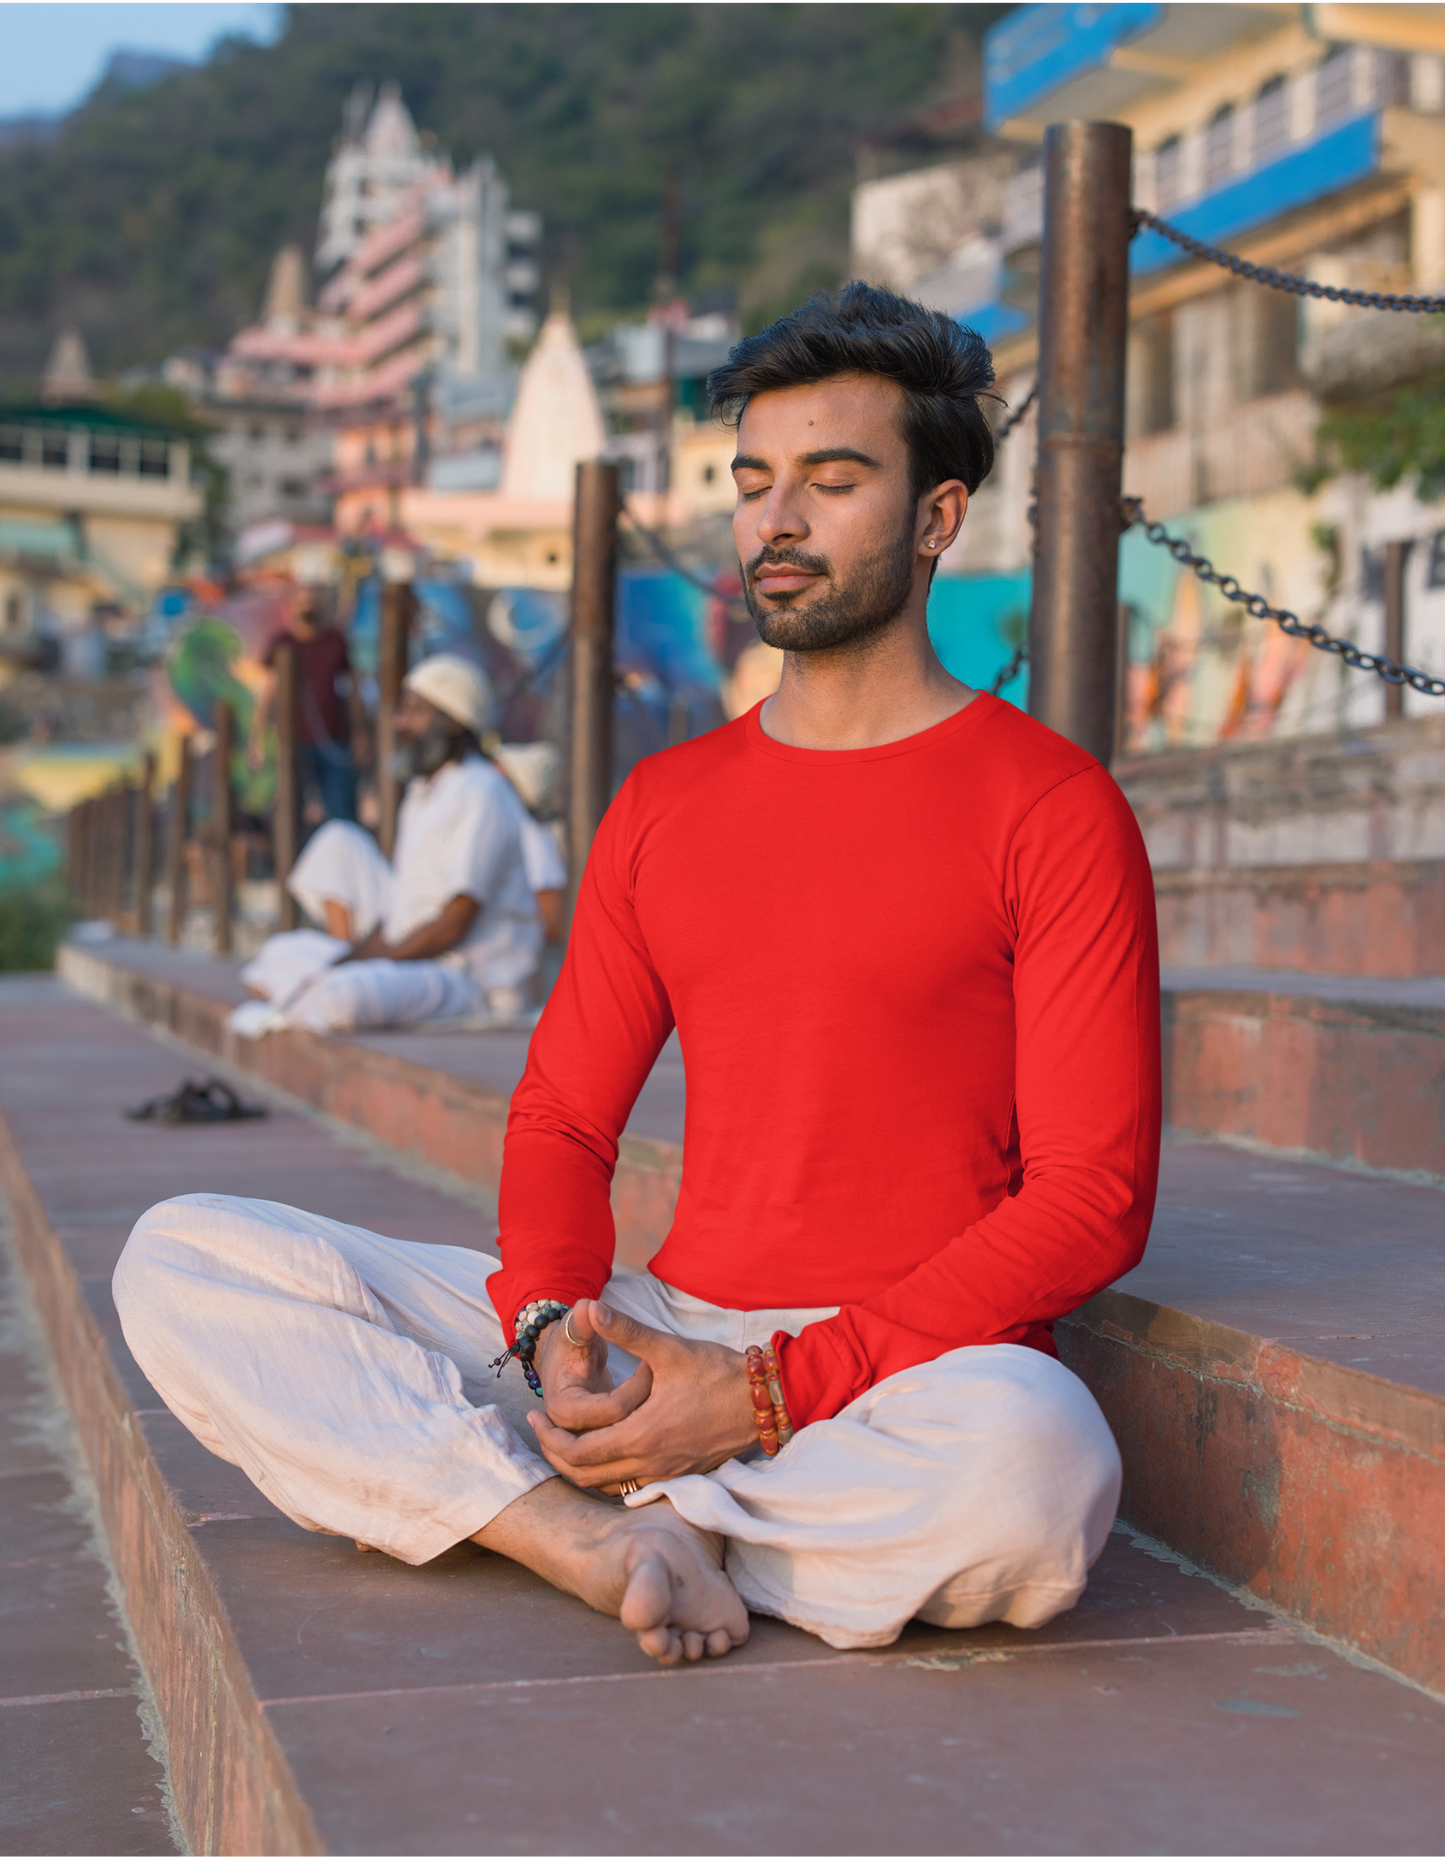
left=862, top=2, right=1445, bottom=749
left=0, top=401, right=199, bottom=672
left=199, top=84, right=541, bottom=545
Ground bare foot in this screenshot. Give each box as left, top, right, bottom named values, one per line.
left=475, top=1480, right=749, bottom=1665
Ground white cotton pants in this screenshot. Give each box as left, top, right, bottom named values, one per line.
left=112, top=1194, right=1123, bottom=1651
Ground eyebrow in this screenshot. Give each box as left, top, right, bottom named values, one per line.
left=731, top=446, right=882, bottom=475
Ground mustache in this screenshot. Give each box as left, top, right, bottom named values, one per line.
left=745, top=545, right=832, bottom=583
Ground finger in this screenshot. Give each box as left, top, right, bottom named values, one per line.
left=531, top=1409, right=651, bottom=1469
left=536, top=1375, right=648, bottom=1436
left=582, top=1299, right=676, bottom=1364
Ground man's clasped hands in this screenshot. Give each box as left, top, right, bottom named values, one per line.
left=527, top=1302, right=761, bottom=1493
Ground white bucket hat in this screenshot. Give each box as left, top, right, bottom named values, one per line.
left=402, top=653, right=495, bottom=735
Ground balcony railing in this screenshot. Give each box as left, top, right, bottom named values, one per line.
left=1000, top=45, right=1417, bottom=258
left=0, top=423, right=177, bottom=480
left=1133, top=46, right=1407, bottom=218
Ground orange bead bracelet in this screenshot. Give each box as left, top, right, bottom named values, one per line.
left=745, top=1343, right=794, bottom=1455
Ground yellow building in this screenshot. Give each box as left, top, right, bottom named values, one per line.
left=0, top=403, right=200, bottom=669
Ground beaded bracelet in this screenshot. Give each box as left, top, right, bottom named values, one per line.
left=744, top=1343, right=794, bottom=1455
left=490, top=1298, right=571, bottom=1396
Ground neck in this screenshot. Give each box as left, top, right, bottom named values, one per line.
left=758, top=594, right=975, bottom=752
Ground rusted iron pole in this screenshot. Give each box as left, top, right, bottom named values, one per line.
left=1028, top=120, right=1133, bottom=764
left=1384, top=538, right=1411, bottom=723
left=273, top=637, right=302, bottom=930
left=376, top=583, right=415, bottom=860
left=133, top=752, right=156, bottom=938
left=164, top=737, right=193, bottom=946
left=212, top=702, right=235, bottom=956
left=568, top=459, right=620, bottom=899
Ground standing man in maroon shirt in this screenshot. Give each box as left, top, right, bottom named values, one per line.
left=116, top=285, right=1161, bottom=1669
left=253, top=585, right=371, bottom=826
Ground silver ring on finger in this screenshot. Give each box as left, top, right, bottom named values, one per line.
left=563, top=1309, right=582, bottom=1347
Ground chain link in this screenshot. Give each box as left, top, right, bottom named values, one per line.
left=1131, top=208, right=1445, bottom=313
left=1122, top=496, right=1445, bottom=696
left=988, top=642, right=1029, bottom=695
left=992, top=382, right=1037, bottom=441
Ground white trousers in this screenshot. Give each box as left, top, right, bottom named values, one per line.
left=239, top=822, right=526, bottom=1033
left=113, top=1194, right=1122, bottom=1651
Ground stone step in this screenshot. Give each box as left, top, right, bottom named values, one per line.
left=1152, top=860, right=1445, bottom=979
left=45, top=939, right=1445, bottom=1701
left=1160, top=964, right=1445, bottom=1181
left=4, top=975, right=1443, bottom=1854
left=59, top=938, right=1445, bottom=1192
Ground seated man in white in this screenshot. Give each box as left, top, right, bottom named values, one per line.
left=239, top=653, right=541, bottom=1032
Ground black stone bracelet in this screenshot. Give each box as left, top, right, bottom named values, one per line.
left=490, top=1299, right=571, bottom=1397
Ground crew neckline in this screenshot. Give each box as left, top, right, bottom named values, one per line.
left=745, top=690, right=994, bottom=765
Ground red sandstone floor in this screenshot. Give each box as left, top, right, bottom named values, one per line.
left=3, top=975, right=1445, bottom=1853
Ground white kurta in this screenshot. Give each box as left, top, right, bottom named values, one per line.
left=113, top=1195, right=1121, bottom=1652
left=239, top=755, right=542, bottom=1033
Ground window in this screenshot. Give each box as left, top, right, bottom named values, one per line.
left=1253, top=75, right=1290, bottom=165
left=88, top=434, right=121, bottom=473
left=1316, top=47, right=1354, bottom=126
left=1154, top=136, right=1183, bottom=210
left=138, top=441, right=170, bottom=478
left=41, top=432, right=68, bottom=469
left=0, top=427, right=22, bottom=463
left=1204, top=104, right=1236, bottom=193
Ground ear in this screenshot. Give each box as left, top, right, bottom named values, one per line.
left=919, top=479, right=969, bottom=561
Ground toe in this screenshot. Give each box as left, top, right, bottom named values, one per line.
left=705, top=1628, right=734, bottom=1658
left=681, top=1631, right=705, bottom=1662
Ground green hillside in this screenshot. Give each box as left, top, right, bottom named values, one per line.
left=0, top=2, right=1001, bottom=394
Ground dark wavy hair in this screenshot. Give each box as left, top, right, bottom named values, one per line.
left=707, top=281, right=998, bottom=498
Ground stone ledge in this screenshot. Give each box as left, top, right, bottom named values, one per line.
left=1058, top=1287, right=1445, bottom=1695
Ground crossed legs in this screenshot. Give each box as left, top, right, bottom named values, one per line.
left=113, top=1194, right=1121, bottom=1663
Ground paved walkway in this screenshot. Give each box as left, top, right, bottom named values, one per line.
left=3, top=975, right=1445, bottom=1853
left=0, top=1178, right=175, bottom=1855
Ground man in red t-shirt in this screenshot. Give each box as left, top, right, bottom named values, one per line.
left=253, top=586, right=371, bottom=825
left=116, top=285, right=1160, bottom=1670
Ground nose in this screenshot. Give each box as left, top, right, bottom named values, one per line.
left=752, top=481, right=809, bottom=548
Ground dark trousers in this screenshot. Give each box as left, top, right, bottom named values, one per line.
left=298, top=744, right=359, bottom=825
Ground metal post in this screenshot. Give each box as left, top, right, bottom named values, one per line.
left=1027, top=120, right=1134, bottom=764
left=1384, top=538, right=1411, bottom=722
left=73, top=800, right=88, bottom=918
left=134, top=752, right=155, bottom=938
left=105, top=783, right=128, bottom=928
left=212, top=702, right=235, bottom=956
left=568, top=460, right=620, bottom=896
left=376, top=583, right=415, bottom=860
left=273, top=638, right=302, bottom=930
left=164, top=737, right=193, bottom=947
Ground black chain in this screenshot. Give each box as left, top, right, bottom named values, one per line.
left=1122, top=497, right=1445, bottom=696
left=1132, top=209, right=1445, bottom=313
left=992, top=382, right=1037, bottom=441
left=620, top=502, right=750, bottom=613
left=989, top=643, right=1029, bottom=695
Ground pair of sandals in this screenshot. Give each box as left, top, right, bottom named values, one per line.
left=125, top=1077, right=268, bottom=1125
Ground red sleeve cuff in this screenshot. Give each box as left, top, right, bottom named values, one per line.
left=771, top=1322, right=867, bottom=1429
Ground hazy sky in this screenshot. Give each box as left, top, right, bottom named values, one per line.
left=0, top=2, right=281, bottom=117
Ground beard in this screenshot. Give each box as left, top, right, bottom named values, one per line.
left=392, top=718, right=461, bottom=782
left=743, top=528, right=917, bottom=653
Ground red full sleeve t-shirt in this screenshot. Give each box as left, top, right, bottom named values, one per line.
left=491, top=693, right=1161, bottom=1427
